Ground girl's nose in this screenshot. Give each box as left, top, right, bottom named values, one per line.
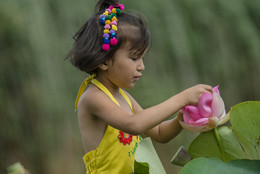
left=137, top=59, right=145, bottom=71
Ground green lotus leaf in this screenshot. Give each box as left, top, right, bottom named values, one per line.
left=134, top=137, right=166, bottom=174
left=179, top=157, right=260, bottom=174
left=230, top=101, right=260, bottom=159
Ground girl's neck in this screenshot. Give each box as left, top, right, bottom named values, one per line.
left=95, top=75, right=120, bottom=96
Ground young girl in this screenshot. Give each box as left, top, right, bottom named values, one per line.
left=67, top=0, right=212, bottom=173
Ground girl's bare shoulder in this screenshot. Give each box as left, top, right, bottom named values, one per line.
left=78, top=85, right=108, bottom=113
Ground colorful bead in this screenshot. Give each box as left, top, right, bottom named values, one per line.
left=99, top=3, right=124, bottom=51
left=111, top=20, right=117, bottom=26
left=106, top=9, right=111, bottom=14
left=110, top=38, right=117, bottom=46
left=109, top=5, right=114, bottom=10
left=104, top=24, right=110, bottom=29
left=102, top=44, right=110, bottom=51
left=111, top=13, right=117, bottom=18
left=103, top=29, right=109, bottom=33
left=111, top=25, right=117, bottom=31
left=103, top=33, right=109, bottom=38
left=99, top=18, right=105, bottom=24
left=111, top=33, right=116, bottom=38
left=111, top=16, right=118, bottom=22
left=99, top=14, right=106, bottom=19
left=106, top=15, right=112, bottom=20
left=103, top=11, right=109, bottom=16
left=116, top=8, right=122, bottom=14
left=109, top=29, right=116, bottom=34
left=104, top=37, right=110, bottom=44
left=112, top=8, right=117, bottom=14
left=105, top=20, right=111, bottom=24
left=119, top=4, right=124, bottom=11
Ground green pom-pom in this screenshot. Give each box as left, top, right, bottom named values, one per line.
left=106, top=15, right=112, bottom=20
left=116, top=8, right=122, bottom=14
left=111, top=13, right=117, bottom=18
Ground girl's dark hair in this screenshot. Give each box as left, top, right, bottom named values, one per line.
left=66, top=0, right=151, bottom=74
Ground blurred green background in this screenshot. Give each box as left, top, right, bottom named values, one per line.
left=1, top=0, right=260, bottom=173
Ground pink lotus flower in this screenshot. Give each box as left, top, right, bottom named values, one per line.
left=180, top=86, right=229, bottom=132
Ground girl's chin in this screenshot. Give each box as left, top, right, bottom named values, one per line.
left=122, top=83, right=136, bottom=89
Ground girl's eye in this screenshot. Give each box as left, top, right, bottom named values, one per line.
left=130, top=57, right=138, bottom=61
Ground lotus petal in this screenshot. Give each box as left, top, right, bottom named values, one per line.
left=212, top=85, right=220, bottom=95
left=211, top=93, right=226, bottom=118
left=190, top=118, right=209, bottom=126
left=198, top=93, right=213, bottom=118
left=179, top=121, right=211, bottom=132
left=182, top=106, right=201, bottom=123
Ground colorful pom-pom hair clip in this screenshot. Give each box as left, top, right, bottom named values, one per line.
left=99, top=3, right=124, bottom=51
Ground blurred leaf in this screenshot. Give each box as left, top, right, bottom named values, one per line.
left=7, top=162, right=29, bottom=174
left=179, top=157, right=260, bottom=174
left=134, top=161, right=149, bottom=174
left=135, top=138, right=166, bottom=174
left=230, top=101, right=260, bottom=158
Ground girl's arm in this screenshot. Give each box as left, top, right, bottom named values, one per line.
left=79, top=84, right=212, bottom=136
left=127, top=91, right=183, bottom=143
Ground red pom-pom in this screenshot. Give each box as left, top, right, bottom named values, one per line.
left=102, top=44, right=110, bottom=51
left=110, top=38, right=117, bottom=46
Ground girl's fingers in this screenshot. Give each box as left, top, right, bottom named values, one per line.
left=202, top=85, right=212, bottom=93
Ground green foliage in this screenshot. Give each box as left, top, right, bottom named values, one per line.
left=230, top=101, right=260, bottom=158
left=7, top=162, right=29, bottom=174
left=134, top=138, right=166, bottom=174
left=134, top=161, right=149, bottom=174
left=188, top=101, right=260, bottom=161
left=179, top=158, right=260, bottom=174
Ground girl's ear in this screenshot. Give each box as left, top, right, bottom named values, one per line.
left=98, top=62, right=108, bottom=70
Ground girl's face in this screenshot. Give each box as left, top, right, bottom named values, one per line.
left=106, top=43, right=145, bottom=89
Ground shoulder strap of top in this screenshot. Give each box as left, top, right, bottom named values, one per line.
left=74, top=74, right=96, bottom=111
left=91, top=79, right=120, bottom=106
left=74, top=74, right=134, bottom=114
left=119, top=88, right=133, bottom=113
left=91, top=79, right=134, bottom=114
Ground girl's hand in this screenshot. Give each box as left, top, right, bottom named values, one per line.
left=177, top=110, right=184, bottom=121
left=181, top=84, right=212, bottom=106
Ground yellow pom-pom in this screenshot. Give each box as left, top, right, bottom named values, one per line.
left=111, top=25, right=117, bottom=31
left=105, top=20, right=111, bottom=24
left=103, top=29, right=110, bottom=33
left=103, top=11, right=109, bottom=16
left=112, top=8, right=117, bottom=14
left=112, top=16, right=118, bottom=22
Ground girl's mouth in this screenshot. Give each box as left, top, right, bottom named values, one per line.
left=133, top=75, right=142, bottom=81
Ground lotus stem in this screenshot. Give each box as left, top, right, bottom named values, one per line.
left=214, top=127, right=226, bottom=161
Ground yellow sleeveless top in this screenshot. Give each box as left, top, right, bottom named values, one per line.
left=75, top=75, right=140, bottom=174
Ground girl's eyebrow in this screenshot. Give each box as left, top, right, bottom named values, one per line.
left=129, top=50, right=143, bottom=57
left=129, top=53, right=142, bottom=58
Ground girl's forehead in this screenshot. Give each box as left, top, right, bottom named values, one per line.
left=121, top=41, right=147, bottom=56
